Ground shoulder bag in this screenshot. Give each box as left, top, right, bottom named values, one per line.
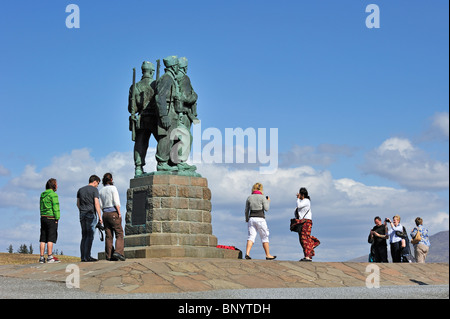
left=410, top=227, right=422, bottom=245
left=290, top=208, right=310, bottom=232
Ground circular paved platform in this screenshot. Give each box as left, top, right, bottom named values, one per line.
left=0, top=258, right=448, bottom=295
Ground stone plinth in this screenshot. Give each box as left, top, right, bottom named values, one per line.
left=118, top=174, right=239, bottom=259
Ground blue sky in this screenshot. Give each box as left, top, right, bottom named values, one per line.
left=0, top=0, right=448, bottom=261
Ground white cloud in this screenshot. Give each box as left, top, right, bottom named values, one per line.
left=0, top=190, right=38, bottom=210
left=378, top=138, right=415, bottom=158
left=333, top=178, right=397, bottom=207
left=6, top=148, right=136, bottom=197
left=432, top=112, right=449, bottom=140
left=0, top=164, right=10, bottom=176
left=361, top=137, right=449, bottom=190
left=419, top=112, right=449, bottom=143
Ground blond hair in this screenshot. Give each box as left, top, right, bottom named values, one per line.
left=393, top=215, right=401, bottom=222
left=251, top=183, right=263, bottom=194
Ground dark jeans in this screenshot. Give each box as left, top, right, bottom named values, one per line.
left=80, top=212, right=97, bottom=261
left=390, top=241, right=402, bottom=263
left=371, top=244, right=388, bottom=262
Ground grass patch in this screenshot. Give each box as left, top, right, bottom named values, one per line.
left=0, top=252, right=80, bottom=265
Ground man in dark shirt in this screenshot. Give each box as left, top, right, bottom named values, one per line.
left=77, top=175, right=102, bottom=262
left=368, top=216, right=389, bottom=262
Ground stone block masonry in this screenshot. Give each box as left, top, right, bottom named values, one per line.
left=112, top=174, right=239, bottom=259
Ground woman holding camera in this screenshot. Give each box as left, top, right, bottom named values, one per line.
left=386, top=215, right=403, bottom=262
left=296, top=187, right=320, bottom=262
left=244, top=183, right=276, bottom=260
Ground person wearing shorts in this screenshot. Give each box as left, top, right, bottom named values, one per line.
left=39, top=178, right=61, bottom=263
left=244, top=183, right=276, bottom=260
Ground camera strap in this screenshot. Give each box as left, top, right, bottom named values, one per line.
left=295, top=207, right=310, bottom=219
left=96, top=223, right=104, bottom=242
left=98, top=228, right=104, bottom=242
left=301, top=209, right=310, bottom=219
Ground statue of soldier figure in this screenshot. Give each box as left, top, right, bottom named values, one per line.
left=128, top=56, right=199, bottom=177
left=128, top=61, right=158, bottom=176
left=177, top=56, right=200, bottom=143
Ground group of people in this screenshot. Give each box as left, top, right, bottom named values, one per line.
left=39, top=174, right=124, bottom=263
left=368, top=215, right=431, bottom=263
left=39, top=180, right=320, bottom=263
left=39, top=176, right=432, bottom=264
left=244, top=183, right=320, bottom=262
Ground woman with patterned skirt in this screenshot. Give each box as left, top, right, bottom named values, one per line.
left=296, top=187, right=320, bottom=261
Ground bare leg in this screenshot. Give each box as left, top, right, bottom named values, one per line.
left=263, top=242, right=275, bottom=259
left=246, top=240, right=254, bottom=257
left=40, top=242, right=46, bottom=256
left=47, top=242, right=53, bottom=256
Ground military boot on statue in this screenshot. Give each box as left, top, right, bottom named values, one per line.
left=135, top=166, right=144, bottom=177
left=157, top=162, right=178, bottom=172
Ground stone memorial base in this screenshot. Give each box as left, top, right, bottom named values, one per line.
left=99, top=174, right=239, bottom=260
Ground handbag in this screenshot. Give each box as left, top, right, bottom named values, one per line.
left=290, top=208, right=310, bottom=232
left=290, top=218, right=305, bottom=232
left=411, top=228, right=422, bottom=244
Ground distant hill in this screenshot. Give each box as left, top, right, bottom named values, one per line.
left=347, top=230, right=449, bottom=263
left=427, top=230, right=449, bottom=263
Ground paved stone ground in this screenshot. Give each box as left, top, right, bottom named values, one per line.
left=0, top=258, right=448, bottom=296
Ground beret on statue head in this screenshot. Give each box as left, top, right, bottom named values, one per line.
left=178, top=57, right=188, bottom=68
left=141, top=61, right=155, bottom=71
left=163, top=55, right=179, bottom=67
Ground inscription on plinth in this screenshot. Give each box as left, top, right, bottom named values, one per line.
left=131, top=190, right=147, bottom=226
